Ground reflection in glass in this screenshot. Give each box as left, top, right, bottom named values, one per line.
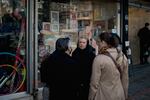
left=0, top=0, right=26, bottom=95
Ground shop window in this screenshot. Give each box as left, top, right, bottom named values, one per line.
left=37, top=0, right=119, bottom=87
left=0, top=0, right=26, bottom=95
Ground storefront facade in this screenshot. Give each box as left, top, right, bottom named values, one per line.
left=0, top=0, right=129, bottom=99
left=37, top=0, right=123, bottom=61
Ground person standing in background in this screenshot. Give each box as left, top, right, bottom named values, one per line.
left=137, top=22, right=150, bottom=64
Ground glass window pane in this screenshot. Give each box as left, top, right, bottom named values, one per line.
left=0, top=0, right=27, bottom=95
left=37, top=0, right=119, bottom=87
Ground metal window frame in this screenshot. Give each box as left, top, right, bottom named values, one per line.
left=26, top=0, right=38, bottom=97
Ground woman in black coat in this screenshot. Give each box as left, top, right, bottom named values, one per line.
left=72, top=36, right=96, bottom=100
left=41, top=37, right=78, bottom=100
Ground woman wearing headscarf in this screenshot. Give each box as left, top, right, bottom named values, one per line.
left=72, top=36, right=96, bottom=100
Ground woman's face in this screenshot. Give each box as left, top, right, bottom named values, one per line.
left=79, top=38, right=87, bottom=50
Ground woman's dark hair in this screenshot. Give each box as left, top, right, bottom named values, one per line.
left=99, top=32, right=121, bottom=48
left=56, top=37, right=70, bottom=52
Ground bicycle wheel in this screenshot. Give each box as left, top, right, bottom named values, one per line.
left=0, top=52, right=26, bottom=95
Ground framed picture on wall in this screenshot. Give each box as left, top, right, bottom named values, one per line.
left=51, top=11, right=59, bottom=24
left=42, top=22, right=51, bottom=31
left=51, top=24, right=59, bottom=33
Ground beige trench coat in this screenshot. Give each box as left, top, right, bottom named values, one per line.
left=89, top=48, right=128, bottom=100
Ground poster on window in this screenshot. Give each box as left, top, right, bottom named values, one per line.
left=42, top=22, right=51, bottom=31
left=51, top=11, right=59, bottom=24
left=51, top=24, right=59, bottom=33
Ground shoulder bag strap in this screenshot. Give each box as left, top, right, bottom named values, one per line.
left=104, top=52, right=122, bottom=79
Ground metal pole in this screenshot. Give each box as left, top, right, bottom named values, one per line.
left=26, top=0, right=34, bottom=94
left=120, top=0, right=128, bottom=56
left=117, top=3, right=121, bottom=37
left=33, top=0, right=39, bottom=99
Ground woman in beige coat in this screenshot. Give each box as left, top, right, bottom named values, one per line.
left=89, top=32, right=128, bottom=100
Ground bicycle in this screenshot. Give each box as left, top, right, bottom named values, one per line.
left=0, top=31, right=26, bottom=95
left=0, top=51, right=26, bottom=95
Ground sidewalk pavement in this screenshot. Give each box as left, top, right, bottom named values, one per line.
left=128, top=64, right=150, bottom=100
left=38, top=64, right=150, bottom=100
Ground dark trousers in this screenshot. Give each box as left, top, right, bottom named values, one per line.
left=77, top=84, right=89, bottom=100
left=140, top=41, right=148, bottom=64
left=49, top=87, right=77, bottom=100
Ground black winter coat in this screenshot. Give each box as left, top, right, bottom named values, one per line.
left=72, top=45, right=96, bottom=86
left=40, top=50, right=78, bottom=100
left=138, top=27, right=150, bottom=45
